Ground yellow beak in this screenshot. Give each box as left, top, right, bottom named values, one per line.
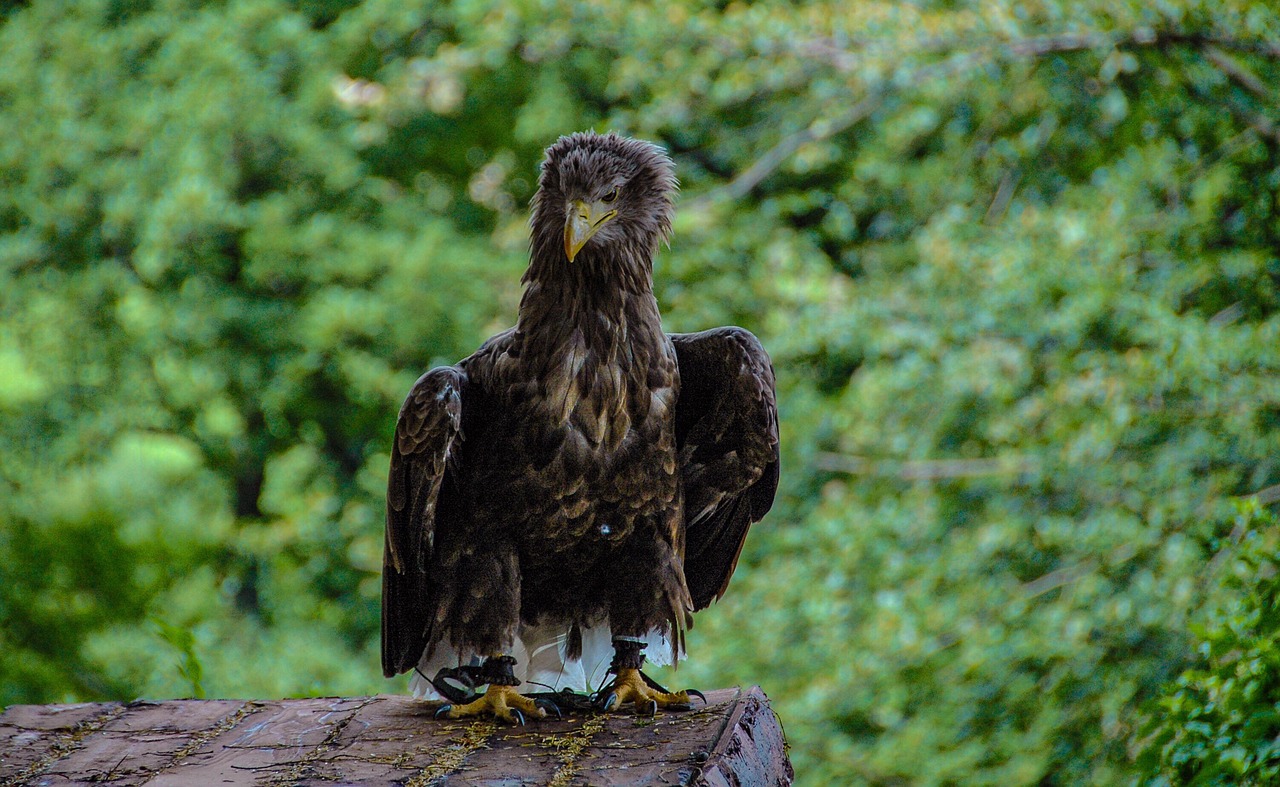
left=564, top=199, right=618, bottom=262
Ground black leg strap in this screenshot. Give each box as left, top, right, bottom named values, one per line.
left=427, top=664, right=484, bottom=704
left=480, top=654, right=521, bottom=686
left=609, top=639, right=646, bottom=672
left=427, top=654, right=519, bottom=703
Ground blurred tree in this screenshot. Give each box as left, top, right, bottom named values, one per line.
left=1, top=0, right=1279, bottom=784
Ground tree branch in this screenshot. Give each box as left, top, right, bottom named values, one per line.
left=690, top=29, right=1280, bottom=205
left=1022, top=561, right=1097, bottom=599
left=815, top=452, right=1038, bottom=480
left=1246, top=482, right=1280, bottom=506
left=688, top=96, right=880, bottom=207
left=1205, top=45, right=1273, bottom=99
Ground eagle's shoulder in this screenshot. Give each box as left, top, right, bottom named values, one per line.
left=457, top=326, right=520, bottom=391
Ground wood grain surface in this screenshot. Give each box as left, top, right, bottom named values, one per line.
left=1, top=686, right=792, bottom=786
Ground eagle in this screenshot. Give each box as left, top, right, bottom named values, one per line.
left=382, top=131, right=779, bottom=723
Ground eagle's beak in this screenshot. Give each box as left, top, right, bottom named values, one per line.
left=564, top=199, right=617, bottom=262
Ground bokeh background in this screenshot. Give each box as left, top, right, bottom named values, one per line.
left=3, top=1, right=1280, bottom=784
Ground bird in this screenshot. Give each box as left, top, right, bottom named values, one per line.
left=382, top=131, right=779, bottom=723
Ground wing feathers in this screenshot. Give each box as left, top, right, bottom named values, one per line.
left=671, top=327, right=780, bottom=611
left=382, top=366, right=465, bottom=677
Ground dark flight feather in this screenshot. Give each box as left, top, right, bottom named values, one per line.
left=382, top=132, right=779, bottom=687
left=671, top=328, right=780, bottom=609
left=383, top=366, right=465, bottom=676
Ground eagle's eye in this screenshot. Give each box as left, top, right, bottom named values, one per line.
left=602, top=188, right=619, bottom=204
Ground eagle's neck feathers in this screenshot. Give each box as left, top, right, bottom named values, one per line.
left=512, top=241, right=670, bottom=449
left=516, top=234, right=662, bottom=352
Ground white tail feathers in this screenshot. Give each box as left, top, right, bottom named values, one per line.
left=407, top=623, right=682, bottom=699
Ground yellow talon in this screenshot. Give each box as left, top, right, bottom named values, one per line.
left=437, top=684, right=547, bottom=724
left=602, top=668, right=693, bottom=714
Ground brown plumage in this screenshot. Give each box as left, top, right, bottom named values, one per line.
left=382, top=132, right=779, bottom=703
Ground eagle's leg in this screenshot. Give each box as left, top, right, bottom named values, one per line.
left=598, top=639, right=702, bottom=715
left=434, top=655, right=548, bottom=725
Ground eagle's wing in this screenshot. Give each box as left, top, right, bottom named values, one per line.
left=382, top=366, right=465, bottom=678
left=671, top=327, right=780, bottom=610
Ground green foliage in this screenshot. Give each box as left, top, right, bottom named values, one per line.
left=1137, top=503, right=1280, bottom=786
left=1, top=1, right=1279, bottom=784
left=153, top=618, right=207, bottom=699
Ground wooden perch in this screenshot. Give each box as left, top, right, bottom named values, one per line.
left=0, top=686, right=791, bottom=786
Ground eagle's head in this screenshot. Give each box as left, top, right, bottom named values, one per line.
left=530, top=132, right=677, bottom=266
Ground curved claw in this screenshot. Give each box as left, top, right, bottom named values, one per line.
left=510, top=708, right=525, bottom=726
left=599, top=691, right=618, bottom=712
left=434, top=704, right=453, bottom=720
left=535, top=698, right=563, bottom=720
left=639, top=670, right=671, bottom=694
left=685, top=689, right=707, bottom=706
left=642, top=699, right=658, bottom=717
